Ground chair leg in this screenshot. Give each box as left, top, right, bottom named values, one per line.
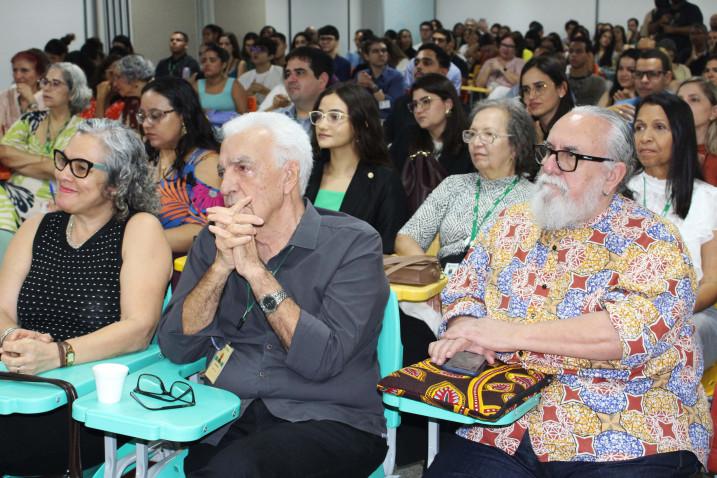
left=135, top=442, right=150, bottom=478
left=426, top=419, right=440, bottom=468
left=103, top=435, right=118, bottom=478
left=383, top=427, right=397, bottom=476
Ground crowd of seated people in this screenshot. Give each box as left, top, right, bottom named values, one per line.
left=1, top=6, right=717, bottom=476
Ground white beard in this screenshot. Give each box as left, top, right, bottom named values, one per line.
left=530, top=172, right=606, bottom=230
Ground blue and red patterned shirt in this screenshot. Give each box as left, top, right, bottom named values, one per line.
left=441, top=195, right=712, bottom=465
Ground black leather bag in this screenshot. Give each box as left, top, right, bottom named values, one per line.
left=0, top=372, right=81, bottom=477
left=401, top=150, right=447, bottom=215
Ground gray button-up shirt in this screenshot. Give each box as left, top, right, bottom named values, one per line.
left=158, top=202, right=388, bottom=443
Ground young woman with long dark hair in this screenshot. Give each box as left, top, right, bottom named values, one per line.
left=305, top=83, right=407, bottom=253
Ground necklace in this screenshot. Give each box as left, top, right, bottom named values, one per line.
left=66, top=215, right=82, bottom=249
left=44, top=114, right=72, bottom=156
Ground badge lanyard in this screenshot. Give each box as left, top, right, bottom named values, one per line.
left=210, top=245, right=295, bottom=350
left=642, top=175, right=671, bottom=217
left=464, top=176, right=519, bottom=249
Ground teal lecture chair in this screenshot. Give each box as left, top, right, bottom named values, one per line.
left=73, top=290, right=403, bottom=478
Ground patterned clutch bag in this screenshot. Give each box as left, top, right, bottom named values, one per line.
left=378, top=359, right=551, bottom=422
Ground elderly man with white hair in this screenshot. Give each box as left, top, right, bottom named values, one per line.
left=158, top=112, right=388, bottom=477
left=426, top=106, right=712, bottom=477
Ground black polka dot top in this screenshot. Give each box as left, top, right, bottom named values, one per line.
left=17, top=212, right=126, bottom=341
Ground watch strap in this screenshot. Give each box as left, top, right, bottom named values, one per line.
left=57, top=341, right=67, bottom=367
left=259, top=289, right=289, bottom=315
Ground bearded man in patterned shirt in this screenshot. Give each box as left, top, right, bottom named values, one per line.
left=426, top=106, right=712, bottom=477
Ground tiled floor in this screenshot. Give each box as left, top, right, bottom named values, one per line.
left=393, top=461, right=425, bottom=477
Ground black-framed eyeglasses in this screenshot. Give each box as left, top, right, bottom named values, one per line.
left=130, top=373, right=196, bottom=411
left=632, top=70, right=665, bottom=80
left=533, top=143, right=614, bottom=172
left=136, top=108, right=175, bottom=125
left=53, top=149, right=109, bottom=179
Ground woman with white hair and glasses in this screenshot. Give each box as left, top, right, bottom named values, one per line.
left=0, top=119, right=171, bottom=475
left=0, top=62, right=91, bottom=263
left=394, top=98, right=537, bottom=369
left=112, top=54, right=154, bottom=131
left=396, top=98, right=537, bottom=268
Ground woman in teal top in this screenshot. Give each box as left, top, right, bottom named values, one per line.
left=313, top=189, right=345, bottom=211
left=195, top=43, right=246, bottom=115
left=305, top=83, right=407, bottom=254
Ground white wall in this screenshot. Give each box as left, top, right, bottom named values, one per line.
left=383, top=0, right=435, bottom=46
left=0, top=0, right=87, bottom=85
left=130, top=0, right=199, bottom=65
left=287, top=0, right=351, bottom=54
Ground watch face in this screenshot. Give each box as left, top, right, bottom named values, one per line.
left=263, top=296, right=277, bottom=310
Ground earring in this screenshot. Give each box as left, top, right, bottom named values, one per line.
left=445, top=109, right=452, bottom=116
left=181, top=123, right=187, bottom=136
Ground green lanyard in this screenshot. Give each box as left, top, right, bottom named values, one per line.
left=43, top=115, right=71, bottom=156
left=642, top=175, right=671, bottom=217
left=466, top=176, right=519, bottom=248
left=210, top=245, right=295, bottom=351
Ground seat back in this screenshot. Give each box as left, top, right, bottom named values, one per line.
left=377, top=290, right=402, bottom=379
left=376, top=289, right=402, bottom=427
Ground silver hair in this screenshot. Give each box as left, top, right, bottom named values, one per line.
left=75, top=119, right=159, bottom=221
left=470, top=98, right=537, bottom=176
left=49, top=62, right=92, bottom=114
left=567, top=106, right=636, bottom=191
left=222, top=112, right=314, bottom=194
left=115, top=54, right=154, bottom=83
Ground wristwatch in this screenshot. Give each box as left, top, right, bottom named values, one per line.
left=259, top=289, right=289, bottom=315
left=62, top=341, right=75, bottom=367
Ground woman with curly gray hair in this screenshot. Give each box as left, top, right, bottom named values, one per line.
left=112, top=54, right=154, bottom=130
left=0, top=62, right=92, bottom=263
left=0, top=118, right=171, bottom=476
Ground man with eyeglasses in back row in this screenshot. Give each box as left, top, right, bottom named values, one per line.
left=610, top=48, right=674, bottom=123
left=425, top=106, right=711, bottom=477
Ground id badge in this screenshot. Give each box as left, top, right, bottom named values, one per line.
left=204, top=343, right=234, bottom=384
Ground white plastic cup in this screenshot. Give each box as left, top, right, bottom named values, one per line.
left=92, top=363, right=129, bottom=404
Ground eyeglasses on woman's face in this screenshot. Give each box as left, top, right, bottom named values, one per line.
left=39, top=77, right=66, bottom=89
left=520, top=81, right=550, bottom=98
left=136, top=108, right=175, bottom=125
left=54, top=149, right=109, bottom=179
left=462, top=130, right=511, bottom=145
left=309, top=110, right=348, bottom=125
left=407, top=96, right=435, bottom=113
